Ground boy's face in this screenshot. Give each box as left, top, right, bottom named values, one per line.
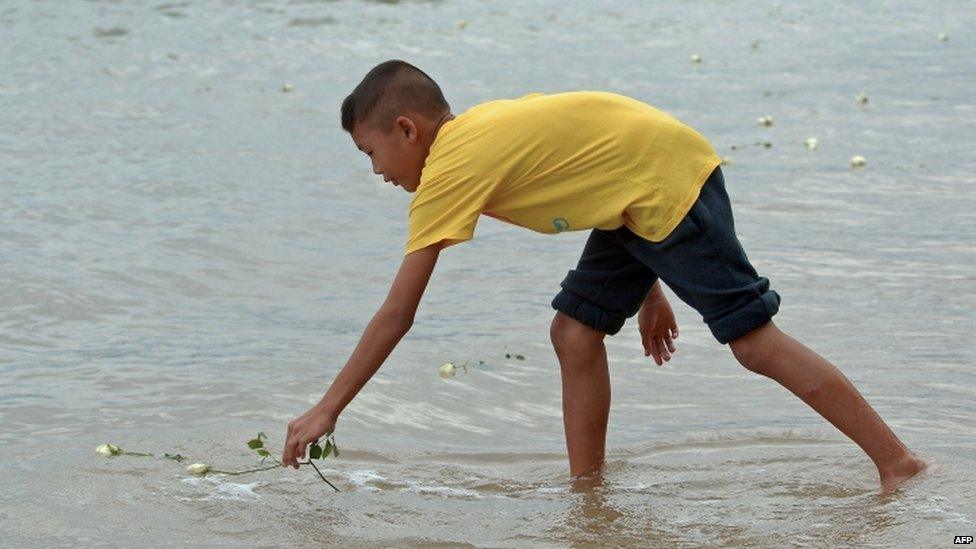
left=351, top=115, right=425, bottom=193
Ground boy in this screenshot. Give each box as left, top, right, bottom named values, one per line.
left=281, top=60, right=927, bottom=494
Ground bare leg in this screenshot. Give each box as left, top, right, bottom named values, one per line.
left=551, top=312, right=611, bottom=480
left=729, top=321, right=927, bottom=493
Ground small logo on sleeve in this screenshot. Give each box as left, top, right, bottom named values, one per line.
left=552, top=218, right=570, bottom=232
left=955, top=536, right=974, bottom=544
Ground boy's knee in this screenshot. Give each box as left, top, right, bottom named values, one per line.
left=550, top=312, right=605, bottom=352
left=728, top=322, right=777, bottom=375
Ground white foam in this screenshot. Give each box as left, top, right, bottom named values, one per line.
left=343, top=469, right=386, bottom=487
left=404, top=483, right=483, bottom=499
left=180, top=477, right=261, bottom=500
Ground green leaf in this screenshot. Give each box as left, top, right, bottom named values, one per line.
left=322, top=440, right=333, bottom=458
left=164, top=453, right=184, bottom=462
left=256, top=448, right=270, bottom=457
left=516, top=354, right=525, bottom=360
left=505, top=353, right=511, bottom=358
left=333, top=441, right=339, bottom=458
left=309, top=443, right=322, bottom=460
left=257, top=432, right=266, bottom=440
left=247, top=438, right=264, bottom=450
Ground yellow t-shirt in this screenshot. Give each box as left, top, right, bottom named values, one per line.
left=405, top=91, right=721, bottom=255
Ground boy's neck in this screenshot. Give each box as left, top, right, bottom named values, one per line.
left=431, top=111, right=455, bottom=142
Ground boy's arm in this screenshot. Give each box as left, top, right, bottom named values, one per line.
left=280, top=242, right=442, bottom=468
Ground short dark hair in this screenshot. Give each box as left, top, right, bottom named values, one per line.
left=341, top=60, right=450, bottom=134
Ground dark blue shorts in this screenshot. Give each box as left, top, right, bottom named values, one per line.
left=551, top=167, right=780, bottom=344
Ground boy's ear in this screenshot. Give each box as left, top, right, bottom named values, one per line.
left=395, top=115, right=418, bottom=142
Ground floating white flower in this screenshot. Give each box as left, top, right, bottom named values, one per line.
left=805, top=137, right=819, bottom=150
left=438, top=362, right=456, bottom=379
left=282, top=83, right=294, bottom=93
left=851, top=155, right=867, bottom=168
left=186, top=463, right=212, bottom=476
left=690, top=53, right=702, bottom=63
left=937, top=32, right=948, bottom=42
left=757, top=115, right=774, bottom=127
left=95, top=443, right=122, bottom=457
left=856, top=91, right=869, bottom=104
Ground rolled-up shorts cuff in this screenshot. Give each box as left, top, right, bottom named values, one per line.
left=709, top=290, right=781, bottom=344
left=551, top=289, right=626, bottom=336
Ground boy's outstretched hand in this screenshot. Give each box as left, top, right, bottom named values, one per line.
left=282, top=404, right=336, bottom=469
left=638, top=290, right=679, bottom=366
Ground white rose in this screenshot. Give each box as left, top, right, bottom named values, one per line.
left=186, top=463, right=211, bottom=476
left=95, top=443, right=121, bottom=457
left=804, top=137, right=819, bottom=150
left=690, top=53, right=701, bottom=63
left=757, top=115, right=774, bottom=127
left=438, top=362, right=456, bottom=379
left=851, top=155, right=867, bottom=168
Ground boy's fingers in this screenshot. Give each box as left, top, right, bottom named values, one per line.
left=671, top=326, right=679, bottom=339
left=285, top=438, right=302, bottom=468
left=285, top=440, right=297, bottom=467
left=650, top=339, right=662, bottom=366
left=295, top=441, right=305, bottom=466
left=283, top=423, right=295, bottom=466
left=657, top=337, right=671, bottom=361
left=665, top=336, right=676, bottom=353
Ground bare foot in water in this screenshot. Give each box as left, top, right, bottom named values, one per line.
left=570, top=468, right=607, bottom=492
left=880, top=456, right=934, bottom=495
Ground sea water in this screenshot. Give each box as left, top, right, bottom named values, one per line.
left=2, top=0, right=974, bottom=546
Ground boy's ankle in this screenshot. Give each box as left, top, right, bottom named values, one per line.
left=878, top=453, right=929, bottom=494
left=877, top=450, right=922, bottom=478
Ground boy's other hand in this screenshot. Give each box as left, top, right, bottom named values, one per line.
left=638, top=296, right=678, bottom=366
left=282, top=404, right=337, bottom=469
